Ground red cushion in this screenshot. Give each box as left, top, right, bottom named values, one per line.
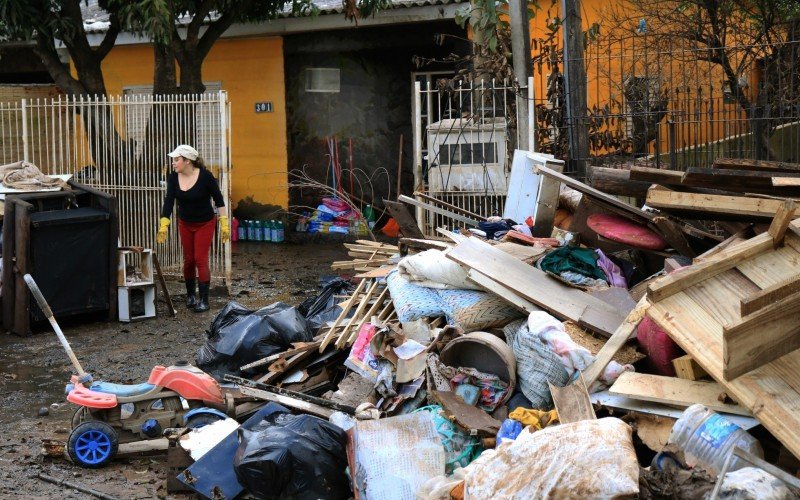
left=587, top=213, right=667, bottom=250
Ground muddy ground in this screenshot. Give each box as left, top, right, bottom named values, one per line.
left=0, top=239, right=349, bottom=499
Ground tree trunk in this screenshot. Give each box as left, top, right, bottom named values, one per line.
left=153, top=44, right=179, bottom=95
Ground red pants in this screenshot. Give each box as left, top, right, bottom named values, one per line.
left=178, top=218, right=216, bottom=282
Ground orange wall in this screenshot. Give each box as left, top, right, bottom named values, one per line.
left=100, top=36, right=288, bottom=209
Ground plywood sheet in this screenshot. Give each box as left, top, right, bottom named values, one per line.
left=447, top=238, right=624, bottom=336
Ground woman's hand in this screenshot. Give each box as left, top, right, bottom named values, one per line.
left=219, top=215, right=230, bottom=243
left=157, top=217, right=170, bottom=244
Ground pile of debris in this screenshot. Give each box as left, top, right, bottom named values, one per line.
left=46, top=153, right=800, bottom=498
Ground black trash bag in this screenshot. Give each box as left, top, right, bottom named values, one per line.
left=234, top=409, right=351, bottom=500
left=196, top=301, right=313, bottom=380
left=298, top=277, right=353, bottom=332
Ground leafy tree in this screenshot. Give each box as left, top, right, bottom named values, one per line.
left=600, top=0, right=800, bottom=160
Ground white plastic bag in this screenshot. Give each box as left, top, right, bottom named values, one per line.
left=397, top=249, right=482, bottom=290
left=464, top=418, right=639, bottom=499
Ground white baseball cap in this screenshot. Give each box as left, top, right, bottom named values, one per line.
left=168, top=144, right=199, bottom=161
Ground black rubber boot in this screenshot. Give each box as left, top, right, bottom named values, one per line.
left=185, top=279, right=197, bottom=309
left=194, top=281, right=210, bottom=312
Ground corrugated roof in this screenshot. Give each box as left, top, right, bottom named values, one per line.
left=81, top=0, right=462, bottom=33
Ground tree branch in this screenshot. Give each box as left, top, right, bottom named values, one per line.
left=187, top=0, right=217, bottom=42
left=95, top=16, right=121, bottom=60
left=197, top=11, right=236, bottom=59
left=33, top=35, right=83, bottom=95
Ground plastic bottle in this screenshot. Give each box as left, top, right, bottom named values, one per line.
left=274, top=221, right=284, bottom=243
left=269, top=220, right=277, bottom=242
left=255, top=220, right=265, bottom=242
left=665, top=404, right=763, bottom=476
left=237, top=218, right=246, bottom=241
left=246, top=220, right=255, bottom=241
left=231, top=217, right=239, bottom=242
left=364, top=204, right=376, bottom=229
left=267, top=220, right=276, bottom=242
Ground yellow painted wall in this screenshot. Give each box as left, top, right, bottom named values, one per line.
left=99, top=36, right=288, bottom=209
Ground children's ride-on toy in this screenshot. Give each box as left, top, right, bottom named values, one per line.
left=24, top=274, right=231, bottom=468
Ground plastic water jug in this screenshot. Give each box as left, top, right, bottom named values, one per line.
left=274, top=221, right=284, bottom=243
left=269, top=220, right=277, bottom=242
left=246, top=220, right=255, bottom=241
left=235, top=218, right=245, bottom=241
left=231, top=217, right=242, bottom=241
left=666, top=404, right=763, bottom=476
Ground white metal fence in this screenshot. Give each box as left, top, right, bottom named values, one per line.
left=0, top=92, right=232, bottom=285
left=413, top=78, right=534, bottom=236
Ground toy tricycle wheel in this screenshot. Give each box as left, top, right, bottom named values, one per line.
left=185, top=413, right=225, bottom=429
left=68, top=421, right=119, bottom=468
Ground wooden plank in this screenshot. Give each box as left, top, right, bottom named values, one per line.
left=772, top=177, right=800, bottom=187
left=239, top=341, right=322, bottom=372
left=447, top=238, right=624, bottom=336
left=152, top=252, right=176, bottom=317
left=609, top=372, right=751, bottom=416
left=354, top=266, right=395, bottom=279
left=581, top=295, right=650, bottom=388
left=646, top=188, right=786, bottom=220
left=531, top=158, right=564, bottom=237
left=466, top=269, right=541, bottom=314
left=413, top=191, right=487, bottom=221
left=740, top=275, right=800, bottom=316
left=549, top=374, right=597, bottom=423
left=432, top=391, right=502, bottom=437
left=649, top=288, right=800, bottom=459
left=589, top=166, right=651, bottom=198
left=336, top=280, right=380, bottom=348
left=238, top=385, right=334, bottom=418
left=650, top=216, right=696, bottom=257
left=714, top=157, right=800, bottom=172
left=533, top=162, right=654, bottom=222
left=398, top=194, right=479, bottom=226
left=319, top=279, right=366, bottom=351
left=723, top=289, right=800, bottom=380
left=383, top=200, right=426, bottom=238
left=646, top=228, right=784, bottom=302
left=767, top=201, right=797, bottom=247
left=672, top=355, right=709, bottom=381
left=629, top=166, right=685, bottom=186
left=681, top=167, right=800, bottom=195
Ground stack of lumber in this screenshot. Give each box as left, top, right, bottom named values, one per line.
left=638, top=158, right=800, bottom=222
left=331, top=240, right=399, bottom=271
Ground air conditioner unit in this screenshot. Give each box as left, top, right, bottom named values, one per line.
left=426, top=118, right=508, bottom=193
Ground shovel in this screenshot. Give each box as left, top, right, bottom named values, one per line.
left=24, top=274, right=92, bottom=383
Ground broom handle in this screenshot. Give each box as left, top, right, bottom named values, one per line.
left=23, top=274, right=87, bottom=377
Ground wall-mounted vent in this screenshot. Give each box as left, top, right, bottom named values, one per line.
left=305, top=68, right=340, bottom=93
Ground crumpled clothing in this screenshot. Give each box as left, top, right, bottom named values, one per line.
left=450, top=367, right=510, bottom=412
left=595, top=249, right=627, bottom=288
left=559, top=271, right=608, bottom=288
left=528, top=311, right=634, bottom=392
left=478, top=219, right=512, bottom=240
left=540, top=246, right=607, bottom=282
left=508, top=408, right=560, bottom=430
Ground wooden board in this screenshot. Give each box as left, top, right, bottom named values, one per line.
left=646, top=188, right=787, bottom=220
left=714, top=157, right=800, bottom=172
left=383, top=200, right=425, bottom=238
left=609, top=372, right=750, bottom=416
left=672, top=355, right=709, bottom=381
left=532, top=156, right=564, bottom=237
left=398, top=195, right=478, bottom=227
left=447, top=238, right=624, bottom=336
left=681, top=167, right=800, bottom=196
left=433, top=390, right=501, bottom=437
left=581, top=296, right=649, bottom=388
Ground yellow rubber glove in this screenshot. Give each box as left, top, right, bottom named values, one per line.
left=156, top=217, right=170, bottom=244
left=219, top=215, right=230, bottom=243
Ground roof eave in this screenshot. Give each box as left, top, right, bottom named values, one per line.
left=85, top=3, right=466, bottom=46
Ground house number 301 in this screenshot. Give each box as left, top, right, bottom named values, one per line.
left=255, top=102, right=273, bottom=113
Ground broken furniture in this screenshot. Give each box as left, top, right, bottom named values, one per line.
left=117, top=247, right=156, bottom=322
left=2, top=181, right=119, bottom=335
left=647, top=218, right=800, bottom=458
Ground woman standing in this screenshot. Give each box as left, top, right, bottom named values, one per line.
left=157, top=145, right=229, bottom=312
